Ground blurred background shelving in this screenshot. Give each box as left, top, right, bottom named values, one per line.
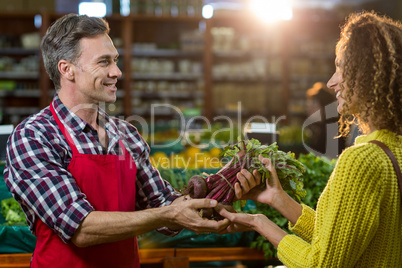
left=0, top=0, right=400, bottom=129
left=0, top=1, right=401, bottom=266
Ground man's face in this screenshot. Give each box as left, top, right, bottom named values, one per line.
left=73, top=33, right=122, bottom=104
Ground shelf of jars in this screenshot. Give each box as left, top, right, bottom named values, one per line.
left=133, top=48, right=201, bottom=57
left=130, top=77, right=204, bottom=118
left=209, top=23, right=283, bottom=118
left=129, top=0, right=203, bottom=18
left=0, top=47, right=39, bottom=56
left=0, top=89, right=42, bottom=98
left=0, top=13, right=43, bottom=125
left=128, top=11, right=205, bottom=117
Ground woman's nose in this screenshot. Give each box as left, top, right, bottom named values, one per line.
left=327, top=72, right=337, bottom=89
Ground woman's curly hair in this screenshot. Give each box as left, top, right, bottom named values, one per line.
left=336, top=11, right=402, bottom=136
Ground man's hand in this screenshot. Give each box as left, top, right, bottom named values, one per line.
left=168, top=198, right=230, bottom=234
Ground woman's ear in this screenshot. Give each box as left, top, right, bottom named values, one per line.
left=58, top=60, right=74, bottom=81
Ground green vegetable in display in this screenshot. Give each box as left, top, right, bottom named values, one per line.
left=1, top=198, right=27, bottom=226
left=184, top=139, right=306, bottom=219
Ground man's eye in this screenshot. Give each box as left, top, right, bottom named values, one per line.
left=114, top=58, right=119, bottom=63
left=99, top=60, right=109, bottom=65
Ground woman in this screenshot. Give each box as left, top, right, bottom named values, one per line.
left=220, top=11, right=402, bottom=267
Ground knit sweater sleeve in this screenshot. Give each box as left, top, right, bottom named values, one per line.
left=288, top=204, right=316, bottom=243
left=277, top=144, right=384, bottom=267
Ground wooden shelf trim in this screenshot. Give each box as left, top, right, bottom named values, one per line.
left=175, top=247, right=265, bottom=262
left=138, top=248, right=175, bottom=264
left=0, top=247, right=265, bottom=267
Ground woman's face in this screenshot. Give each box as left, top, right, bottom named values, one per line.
left=327, top=55, right=358, bottom=114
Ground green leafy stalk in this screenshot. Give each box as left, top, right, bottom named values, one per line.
left=203, top=139, right=306, bottom=204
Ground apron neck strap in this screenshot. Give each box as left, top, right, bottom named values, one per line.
left=50, top=103, right=79, bottom=155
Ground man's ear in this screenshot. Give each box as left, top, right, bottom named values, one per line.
left=58, top=60, right=74, bottom=81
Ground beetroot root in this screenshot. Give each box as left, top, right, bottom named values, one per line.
left=184, top=175, right=208, bottom=198
left=199, top=208, right=214, bottom=219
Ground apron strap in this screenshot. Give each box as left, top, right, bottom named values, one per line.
left=50, top=102, right=79, bottom=156
left=369, top=140, right=402, bottom=196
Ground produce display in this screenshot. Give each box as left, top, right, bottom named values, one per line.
left=150, top=146, right=224, bottom=170
left=0, top=142, right=335, bottom=261
left=1, top=198, right=27, bottom=226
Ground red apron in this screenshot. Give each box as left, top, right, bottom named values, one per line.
left=31, top=104, right=140, bottom=268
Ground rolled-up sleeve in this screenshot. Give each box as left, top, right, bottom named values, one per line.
left=4, top=123, right=94, bottom=243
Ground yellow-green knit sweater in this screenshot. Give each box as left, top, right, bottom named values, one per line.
left=277, top=129, right=402, bottom=267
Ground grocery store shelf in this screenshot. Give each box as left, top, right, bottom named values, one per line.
left=213, top=50, right=268, bottom=58
left=0, top=89, right=57, bottom=97
left=132, top=48, right=202, bottom=57
left=132, top=91, right=203, bottom=99
left=4, top=107, right=40, bottom=115
left=132, top=73, right=202, bottom=80
left=0, top=47, right=39, bottom=55
left=0, top=89, right=40, bottom=97
left=290, top=74, right=331, bottom=82
left=291, top=52, right=335, bottom=60
left=131, top=15, right=204, bottom=22
left=0, top=72, right=39, bottom=79
left=213, top=75, right=269, bottom=82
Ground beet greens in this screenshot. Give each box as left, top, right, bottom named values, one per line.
left=184, top=139, right=306, bottom=217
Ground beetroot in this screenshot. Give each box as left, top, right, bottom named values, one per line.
left=184, top=175, right=208, bottom=198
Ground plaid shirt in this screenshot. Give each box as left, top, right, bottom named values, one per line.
left=3, top=95, right=180, bottom=243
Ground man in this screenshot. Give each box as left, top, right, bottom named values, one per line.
left=3, top=14, right=230, bottom=267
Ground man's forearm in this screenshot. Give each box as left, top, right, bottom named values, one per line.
left=71, top=206, right=174, bottom=247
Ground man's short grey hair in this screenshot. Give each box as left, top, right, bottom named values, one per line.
left=40, top=14, right=110, bottom=90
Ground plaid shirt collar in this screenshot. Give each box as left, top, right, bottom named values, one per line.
left=52, top=94, right=119, bottom=138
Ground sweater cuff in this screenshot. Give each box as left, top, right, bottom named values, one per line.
left=288, top=203, right=315, bottom=242
left=277, top=234, right=310, bottom=267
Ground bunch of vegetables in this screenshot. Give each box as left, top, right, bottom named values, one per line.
left=1, top=198, right=27, bottom=226
left=184, top=139, right=306, bottom=219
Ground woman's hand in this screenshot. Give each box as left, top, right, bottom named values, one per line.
left=236, top=155, right=303, bottom=225
left=216, top=204, right=287, bottom=248
left=234, top=155, right=286, bottom=207
left=215, top=203, right=262, bottom=234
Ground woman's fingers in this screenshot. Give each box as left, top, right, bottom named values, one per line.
left=258, top=155, right=281, bottom=187
left=234, top=182, right=243, bottom=200
left=236, top=171, right=250, bottom=194
left=252, top=169, right=262, bottom=185
left=235, top=168, right=262, bottom=199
